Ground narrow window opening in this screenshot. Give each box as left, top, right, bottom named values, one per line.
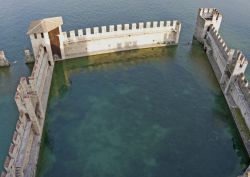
left=34, top=33, right=37, bottom=39
left=216, top=14, right=219, bottom=20
left=43, top=47, right=47, bottom=52
left=41, top=33, right=44, bottom=38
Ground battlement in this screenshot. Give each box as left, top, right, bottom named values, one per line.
left=231, top=51, right=249, bottom=75
left=194, top=8, right=222, bottom=43
left=199, top=8, right=222, bottom=21
left=208, top=26, right=234, bottom=60
left=235, top=51, right=248, bottom=65
left=237, top=74, right=250, bottom=103
left=62, top=20, right=180, bottom=42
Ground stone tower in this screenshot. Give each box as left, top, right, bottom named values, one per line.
left=27, top=17, right=63, bottom=62
left=194, top=8, right=222, bottom=43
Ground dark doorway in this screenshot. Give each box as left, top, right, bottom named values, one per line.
left=207, top=26, right=211, bottom=32
left=44, top=46, right=47, bottom=52
left=48, top=60, right=51, bottom=66
left=48, top=27, right=62, bottom=58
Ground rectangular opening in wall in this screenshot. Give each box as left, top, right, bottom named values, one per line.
left=41, top=33, right=44, bottom=38
left=34, top=33, right=37, bottom=39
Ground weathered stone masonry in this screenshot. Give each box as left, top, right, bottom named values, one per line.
left=1, top=45, right=54, bottom=177
left=1, top=17, right=181, bottom=177
left=60, top=20, right=181, bottom=59
left=194, top=8, right=250, bottom=177
left=1, top=8, right=250, bottom=177
left=0, top=51, right=10, bottom=67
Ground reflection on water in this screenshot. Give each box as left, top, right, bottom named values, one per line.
left=37, top=45, right=249, bottom=177
left=51, top=47, right=177, bottom=97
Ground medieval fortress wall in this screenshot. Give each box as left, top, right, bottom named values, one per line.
left=1, top=8, right=250, bottom=177
left=1, top=45, right=54, bottom=177
left=1, top=17, right=181, bottom=177
left=60, top=21, right=181, bottom=59
left=194, top=8, right=250, bottom=177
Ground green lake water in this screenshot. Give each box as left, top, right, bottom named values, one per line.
left=0, top=0, right=250, bottom=176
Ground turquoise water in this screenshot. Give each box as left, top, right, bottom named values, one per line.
left=0, top=0, right=250, bottom=176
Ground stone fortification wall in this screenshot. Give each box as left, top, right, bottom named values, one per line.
left=194, top=8, right=222, bottom=43
left=205, top=27, right=236, bottom=78
left=194, top=7, right=250, bottom=176
left=59, top=20, right=181, bottom=60
left=1, top=45, right=54, bottom=177
left=204, top=25, right=250, bottom=129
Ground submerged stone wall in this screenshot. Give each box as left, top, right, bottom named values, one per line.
left=59, top=20, right=181, bottom=60
left=1, top=45, right=54, bottom=177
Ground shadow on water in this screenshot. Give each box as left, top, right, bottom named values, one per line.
left=213, top=91, right=250, bottom=169
left=190, top=40, right=250, bottom=169
left=36, top=46, right=178, bottom=176
left=187, top=40, right=220, bottom=91
left=36, top=43, right=250, bottom=177
left=49, top=46, right=177, bottom=99
left=0, top=67, right=11, bottom=79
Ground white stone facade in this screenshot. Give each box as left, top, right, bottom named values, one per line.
left=28, top=17, right=181, bottom=62
left=60, top=21, right=181, bottom=60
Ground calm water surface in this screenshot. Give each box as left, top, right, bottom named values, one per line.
left=0, top=0, right=250, bottom=177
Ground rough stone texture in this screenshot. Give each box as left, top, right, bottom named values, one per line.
left=1, top=16, right=182, bottom=177
left=60, top=20, right=181, bottom=60
left=1, top=45, right=54, bottom=177
left=24, top=49, right=34, bottom=63
left=27, top=17, right=182, bottom=62
left=194, top=8, right=222, bottom=44
left=0, top=51, right=10, bottom=67
left=194, top=7, right=250, bottom=177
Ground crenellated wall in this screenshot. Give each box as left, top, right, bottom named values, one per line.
left=194, top=8, right=250, bottom=170
left=1, top=45, right=54, bottom=177
left=194, top=8, right=222, bottom=43
left=59, top=20, right=181, bottom=60
left=2, top=17, right=182, bottom=177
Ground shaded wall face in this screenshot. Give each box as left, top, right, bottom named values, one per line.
left=49, top=27, right=62, bottom=58
left=63, top=29, right=179, bottom=59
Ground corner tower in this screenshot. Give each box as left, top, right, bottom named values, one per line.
left=27, top=17, right=63, bottom=61
left=194, top=8, right=222, bottom=43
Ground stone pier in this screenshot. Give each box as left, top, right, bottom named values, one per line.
left=0, top=51, right=10, bottom=67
